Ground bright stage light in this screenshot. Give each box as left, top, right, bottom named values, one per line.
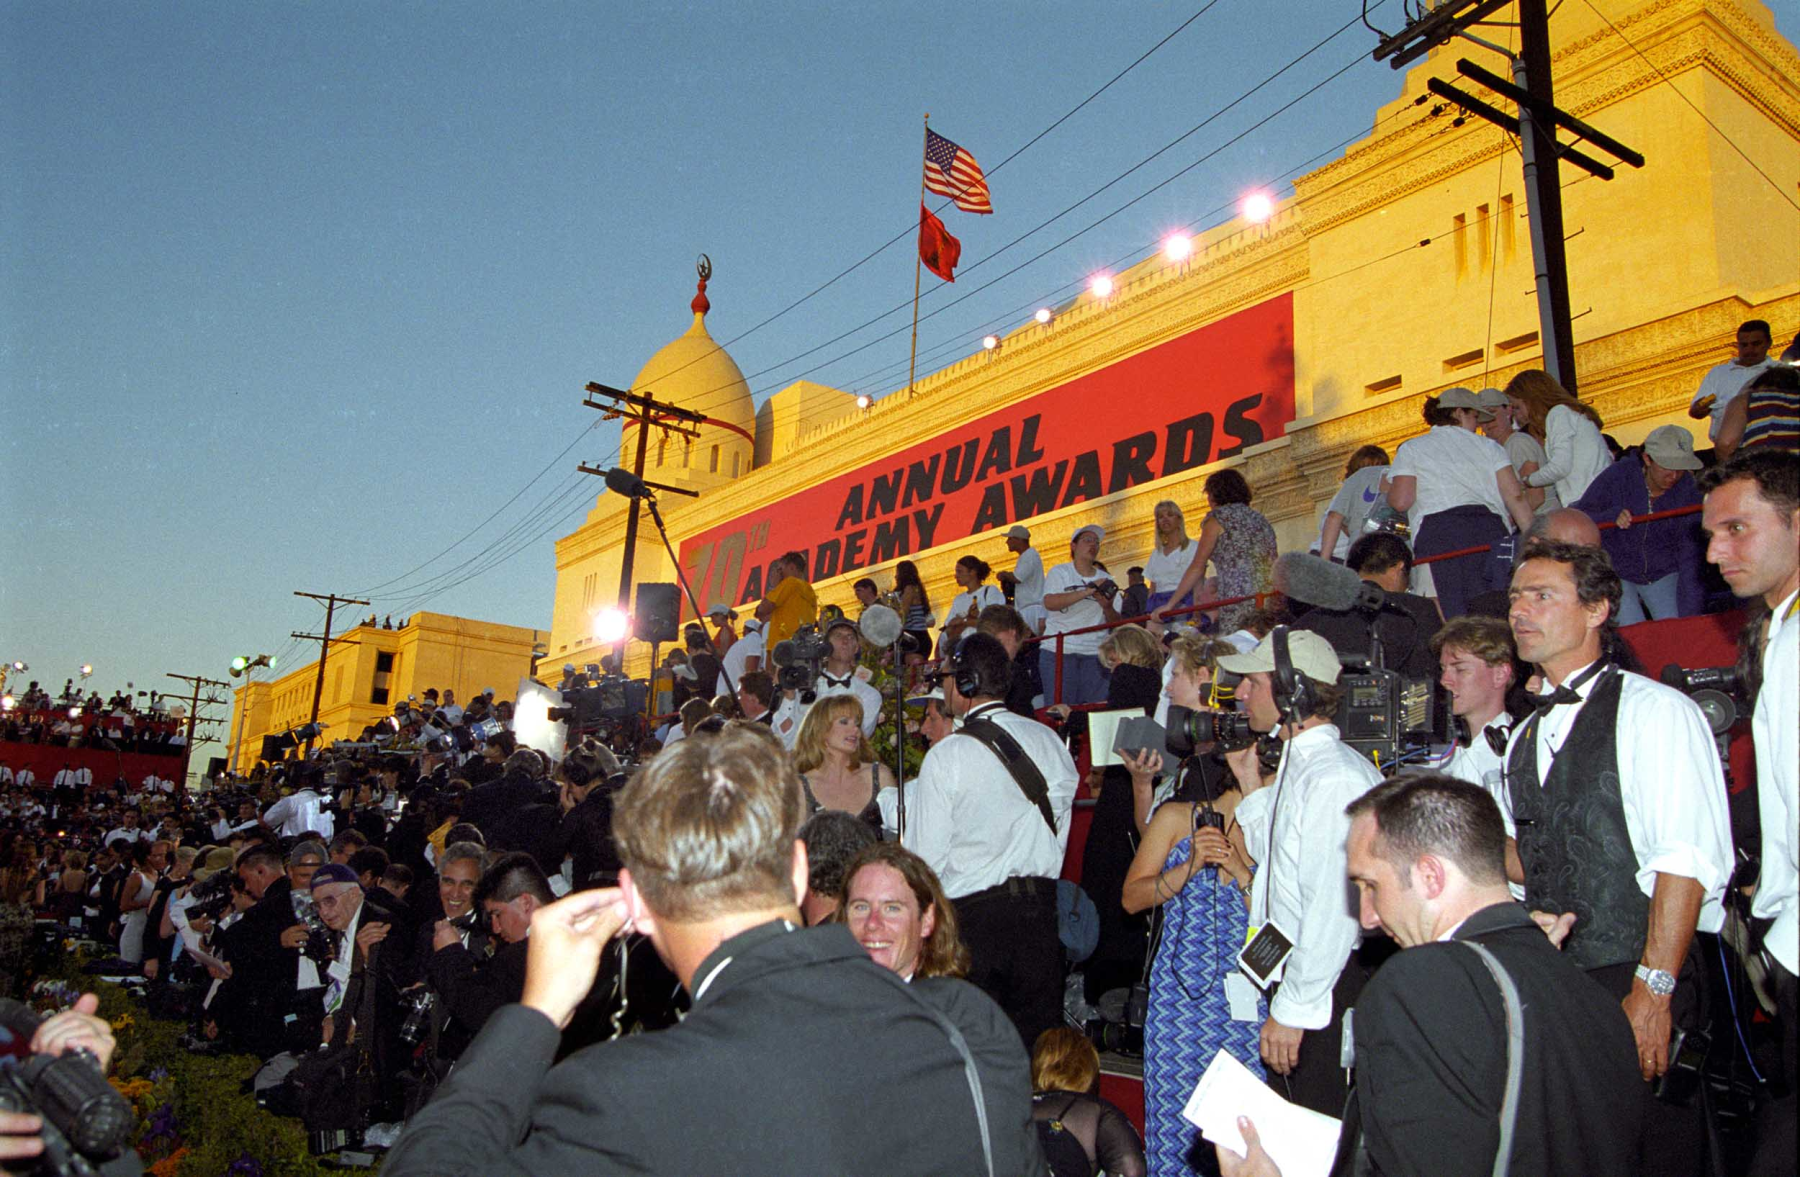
left=1089, top=274, right=1114, bottom=298
left=1163, top=234, right=1192, bottom=261
left=1241, top=191, right=1275, bottom=224
left=594, top=608, right=630, bottom=644
left=855, top=394, right=872, bottom=409
left=1035, top=307, right=1053, bottom=324
left=0, top=695, right=13, bottom=713
left=79, top=664, right=93, bottom=677
left=982, top=335, right=999, bottom=351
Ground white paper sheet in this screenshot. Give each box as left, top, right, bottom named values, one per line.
left=1085, top=708, right=1140, bottom=767
left=1182, top=1048, right=1342, bottom=1177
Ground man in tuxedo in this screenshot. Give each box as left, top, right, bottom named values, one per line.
left=1219, top=774, right=1641, bottom=1177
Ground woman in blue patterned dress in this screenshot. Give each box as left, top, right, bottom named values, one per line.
left=1121, top=637, right=1263, bottom=1175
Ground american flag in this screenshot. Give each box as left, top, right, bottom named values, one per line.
left=923, top=129, right=993, bottom=215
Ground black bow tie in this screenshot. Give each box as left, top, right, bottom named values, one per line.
left=1529, top=662, right=1610, bottom=715
left=821, top=673, right=854, bottom=689
left=1530, top=684, right=1583, bottom=714
left=1483, top=724, right=1511, bottom=756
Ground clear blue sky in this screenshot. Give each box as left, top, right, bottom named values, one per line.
left=7, top=1, right=1777, bottom=770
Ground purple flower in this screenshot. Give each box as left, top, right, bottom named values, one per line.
left=147, top=1067, right=169, bottom=1083
left=226, top=1155, right=265, bottom=1177
left=142, top=1102, right=179, bottom=1142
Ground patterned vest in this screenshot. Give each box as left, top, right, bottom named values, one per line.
left=1505, top=667, right=1649, bottom=971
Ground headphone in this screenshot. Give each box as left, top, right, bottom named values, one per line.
left=947, top=643, right=984, bottom=700
left=1269, top=626, right=1316, bottom=726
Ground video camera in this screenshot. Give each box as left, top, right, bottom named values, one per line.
left=0, top=998, right=138, bottom=1176
left=1659, top=664, right=1746, bottom=736
left=770, top=624, right=830, bottom=702
left=1334, top=662, right=1453, bottom=769
left=547, top=667, right=647, bottom=733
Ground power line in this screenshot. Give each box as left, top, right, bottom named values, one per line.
left=1578, top=0, right=1797, bottom=212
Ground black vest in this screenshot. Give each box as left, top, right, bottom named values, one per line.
left=1505, top=667, right=1649, bottom=971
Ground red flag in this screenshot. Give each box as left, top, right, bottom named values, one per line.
left=919, top=203, right=961, bottom=282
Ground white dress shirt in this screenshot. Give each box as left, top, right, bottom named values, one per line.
left=13, top=769, right=33, bottom=789
left=73, top=766, right=92, bottom=787
left=53, top=769, right=79, bottom=790
left=0, top=767, right=13, bottom=787
left=1692, top=358, right=1774, bottom=440
left=1501, top=662, right=1734, bottom=933
left=907, top=702, right=1079, bottom=899
left=1753, top=591, right=1798, bottom=973
left=1443, top=710, right=1524, bottom=900
left=1523, top=404, right=1609, bottom=506
left=1234, top=724, right=1382, bottom=1030
left=264, top=788, right=335, bottom=840
left=943, top=585, right=1005, bottom=648
left=104, top=826, right=145, bottom=846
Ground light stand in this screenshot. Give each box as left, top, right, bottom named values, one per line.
left=857, top=603, right=910, bottom=842
left=636, top=482, right=739, bottom=705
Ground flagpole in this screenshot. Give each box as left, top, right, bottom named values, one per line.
left=908, top=113, right=928, bottom=397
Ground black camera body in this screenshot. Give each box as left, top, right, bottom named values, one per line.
left=1659, top=664, right=1745, bottom=736
left=1334, top=668, right=1452, bottom=769
left=1165, top=705, right=1258, bottom=755
left=0, top=999, right=138, bottom=1175
left=547, top=676, right=647, bottom=731
left=770, top=624, right=830, bottom=700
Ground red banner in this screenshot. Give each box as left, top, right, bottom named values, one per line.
left=679, top=292, right=1295, bottom=609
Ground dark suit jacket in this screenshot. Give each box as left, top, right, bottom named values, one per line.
left=384, top=920, right=1047, bottom=1177
left=215, top=878, right=305, bottom=1057
left=1334, top=902, right=1642, bottom=1177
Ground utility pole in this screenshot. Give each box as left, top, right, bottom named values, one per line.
left=1372, top=0, right=1642, bottom=393
left=580, top=384, right=706, bottom=640
left=165, top=672, right=229, bottom=788
left=293, top=590, right=368, bottom=756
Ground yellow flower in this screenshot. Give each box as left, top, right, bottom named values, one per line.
left=109, top=1014, right=135, bottom=1032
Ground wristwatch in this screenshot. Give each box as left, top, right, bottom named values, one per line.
left=1634, top=964, right=1677, bottom=997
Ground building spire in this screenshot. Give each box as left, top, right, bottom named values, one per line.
left=690, top=252, right=712, bottom=317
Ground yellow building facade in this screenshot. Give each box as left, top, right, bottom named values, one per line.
left=549, top=0, right=1798, bottom=672
left=229, top=612, right=543, bottom=770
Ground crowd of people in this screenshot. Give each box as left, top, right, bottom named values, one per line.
left=0, top=678, right=189, bottom=755
left=2, top=349, right=1794, bottom=1176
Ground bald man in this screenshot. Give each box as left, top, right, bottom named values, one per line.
left=1464, top=509, right=1601, bottom=620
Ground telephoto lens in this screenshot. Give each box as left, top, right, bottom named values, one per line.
left=1165, top=705, right=1259, bottom=756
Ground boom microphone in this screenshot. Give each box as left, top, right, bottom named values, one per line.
left=604, top=467, right=650, bottom=498
left=859, top=603, right=904, bottom=647
left=1275, top=552, right=1387, bottom=613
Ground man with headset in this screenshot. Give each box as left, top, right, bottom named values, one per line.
left=909, top=632, right=1080, bottom=1051
left=1218, top=627, right=1382, bottom=1115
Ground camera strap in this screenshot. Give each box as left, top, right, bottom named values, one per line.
left=1459, top=940, right=1523, bottom=1177
left=956, top=715, right=1056, bottom=834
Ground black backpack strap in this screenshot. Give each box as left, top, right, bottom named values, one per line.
left=957, top=716, right=1056, bottom=835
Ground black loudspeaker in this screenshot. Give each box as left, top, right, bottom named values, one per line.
left=206, top=756, right=228, bottom=779
left=634, top=583, right=681, bottom=644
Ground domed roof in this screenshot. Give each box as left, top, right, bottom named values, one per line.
left=628, top=265, right=754, bottom=443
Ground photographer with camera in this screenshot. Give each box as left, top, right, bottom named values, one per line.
left=211, top=842, right=328, bottom=1058
left=0, top=992, right=138, bottom=1175
left=541, top=745, right=625, bottom=892
left=1217, top=628, right=1382, bottom=1116
left=1043, top=524, right=1121, bottom=705
left=911, top=633, right=1079, bottom=1052
left=1501, top=539, right=1732, bottom=1176
left=262, top=763, right=333, bottom=841
left=1121, top=635, right=1265, bottom=1175
left=1700, top=449, right=1798, bottom=1176
left=768, top=617, right=883, bottom=750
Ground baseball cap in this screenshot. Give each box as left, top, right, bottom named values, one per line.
left=824, top=615, right=860, bottom=638
left=309, top=863, right=361, bottom=891
left=1215, top=629, right=1343, bottom=685
left=1474, top=387, right=1509, bottom=414
left=1005, top=524, right=1031, bottom=540
left=1641, top=425, right=1702, bottom=471
left=1072, top=523, right=1105, bottom=545
left=1437, top=387, right=1491, bottom=417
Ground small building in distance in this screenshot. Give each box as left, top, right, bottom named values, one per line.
left=229, top=611, right=542, bottom=772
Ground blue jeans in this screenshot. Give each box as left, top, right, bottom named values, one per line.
left=1038, top=647, right=1109, bottom=705
left=1618, top=572, right=1681, bottom=625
